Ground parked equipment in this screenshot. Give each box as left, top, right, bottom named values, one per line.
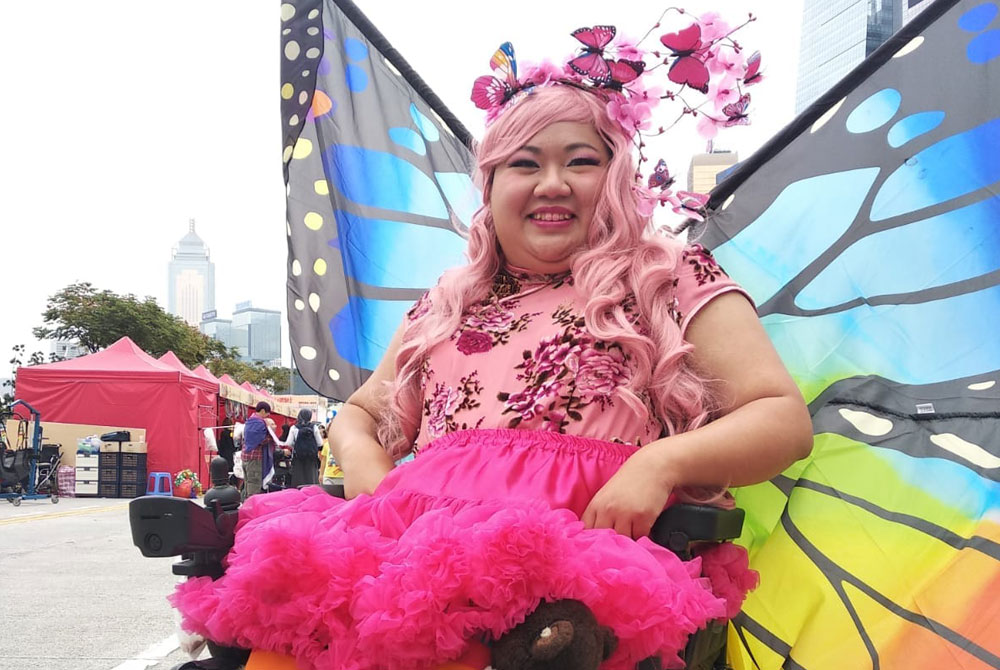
left=0, top=400, right=60, bottom=506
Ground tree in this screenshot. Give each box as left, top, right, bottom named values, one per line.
left=31, top=283, right=293, bottom=394
left=33, top=282, right=229, bottom=368
left=207, top=358, right=292, bottom=394
left=2, top=344, right=53, bottom=412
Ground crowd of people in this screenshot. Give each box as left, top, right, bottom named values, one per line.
left=213, top=401, right=339, bottom=501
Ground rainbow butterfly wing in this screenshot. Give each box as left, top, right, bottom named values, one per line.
left=743, top=51, right=763, bottom=86
left=472, top=42, right=520, bottom=110
left=281, top=0, right=477, bottom=399
left=697, top=1, right=1000, bottom=667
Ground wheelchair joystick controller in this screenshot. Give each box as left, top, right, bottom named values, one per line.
left=128, top=457, right=243, bottom=579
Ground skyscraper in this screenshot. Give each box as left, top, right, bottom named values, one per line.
left=168, top=219, right=216, bottom=326
left=231, top=301, right=282, bottom=366
left=687, top=149, right=739, bottom=194
left=795, top=0, right=934, bottom=115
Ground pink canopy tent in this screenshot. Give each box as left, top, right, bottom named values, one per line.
left=16, top=337, right=218, bottom=483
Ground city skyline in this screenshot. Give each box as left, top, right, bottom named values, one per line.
left=1, top=1, right=803, bottom=370
left=168, top=219, right=216, bottom=327
left=795, top=0, right=934, bottom=114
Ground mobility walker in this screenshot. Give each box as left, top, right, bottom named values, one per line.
left=0, top=400, right=59, bottom=506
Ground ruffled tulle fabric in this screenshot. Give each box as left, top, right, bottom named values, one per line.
left=171, top=429, right=755, bottom=670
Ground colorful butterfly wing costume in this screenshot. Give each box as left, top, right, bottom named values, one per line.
left=281, top=0, right=477, bottom=401
left=695, top=1, right=1000, bottom=667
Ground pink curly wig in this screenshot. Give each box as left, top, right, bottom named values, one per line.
left=378, top=85, right=715, bottom=458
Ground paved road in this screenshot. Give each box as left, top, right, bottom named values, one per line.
left=0, top=497, right=212, bottom=670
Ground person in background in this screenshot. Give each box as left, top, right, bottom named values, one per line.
left=216, top=417, right=236, bottom=477
left=283, top=408, right=323, bottom=488
left=317, top=418, right=344, bottom=488
left=241, top=402, right=276, bottom=500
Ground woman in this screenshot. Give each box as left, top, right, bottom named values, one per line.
left=173, top=81, right=811, bottom=670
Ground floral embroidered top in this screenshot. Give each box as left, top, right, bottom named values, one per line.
left=408, top=244, right=752, bottom=452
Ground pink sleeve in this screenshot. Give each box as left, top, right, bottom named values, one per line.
left=674, top=243, right=755, bottom=336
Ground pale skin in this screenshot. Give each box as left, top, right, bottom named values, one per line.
left=330, top=121, right=813, bottom=538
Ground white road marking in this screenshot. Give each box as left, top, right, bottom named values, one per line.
left=109, top=634, right=179, bottom=670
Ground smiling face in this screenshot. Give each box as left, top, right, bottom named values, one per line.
left=489, top=121, right=609, bottom=273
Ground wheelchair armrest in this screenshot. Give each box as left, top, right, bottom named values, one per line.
left=129, top=496, right=237, bottom=578
left=648, top=504, right=745, bottom=556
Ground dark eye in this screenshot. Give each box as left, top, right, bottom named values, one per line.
left=508, top=159, right=538, bottom=168
left=569, top=157, right=602, bottom=167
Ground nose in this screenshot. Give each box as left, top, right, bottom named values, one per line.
left=534, top=165, right=571, bottom=198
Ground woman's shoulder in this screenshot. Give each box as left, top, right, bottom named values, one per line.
left=671, top=242, right=754, bottom=335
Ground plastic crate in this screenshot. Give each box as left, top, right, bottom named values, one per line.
left=99, top=467, right=120, bottom=483
left=121, top=452, right=147, bottom=470
left=119, top=467, right=146, bottom=484
left=99, top=451, right=120, bottom=468
left=98, top=481, right=120, bottom=498
left=119, top=482, right=143, bottom=498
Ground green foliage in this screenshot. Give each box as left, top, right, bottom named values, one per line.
left=33, top=282, right=228, bottom=368
left=2, top=344, right=55, bottom=412
left=29, top=282, right=293, bottom=394
left=207, top=357, right=292, bottom=394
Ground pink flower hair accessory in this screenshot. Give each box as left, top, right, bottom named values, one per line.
left=469, top=7, right=765, bottom=222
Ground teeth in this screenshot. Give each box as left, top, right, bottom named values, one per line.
left=530, top=213, right=572, bottom=221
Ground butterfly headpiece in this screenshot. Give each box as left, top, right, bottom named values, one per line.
left=470, top=8, right=763, bottom=221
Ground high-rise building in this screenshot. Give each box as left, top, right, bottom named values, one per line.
left=200, top=310, right=234, bottom=350
left=687, top=149, right=739, bottom=194
left=231, top=301, right=282, bottom=365
left=50, top=339, right=88, bottom=360
left=795, top=0, right=934, bottom=115
left=168, top=219, right=216, bottom=327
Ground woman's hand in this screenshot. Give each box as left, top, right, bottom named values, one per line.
left=581, top=447, right=675, bottom=540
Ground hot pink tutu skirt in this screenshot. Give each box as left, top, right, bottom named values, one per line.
left=171, top=429, right=756, bottom=670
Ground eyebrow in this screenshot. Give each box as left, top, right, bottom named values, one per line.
left=518, top=142, right=602, bottom=154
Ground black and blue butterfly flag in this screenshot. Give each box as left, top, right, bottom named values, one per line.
left=696, top=1, right=1000, bottom=667
left=280, top=0, right=477, bottom=400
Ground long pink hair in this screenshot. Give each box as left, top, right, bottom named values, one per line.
left=378, top=85, right=714, bottom=457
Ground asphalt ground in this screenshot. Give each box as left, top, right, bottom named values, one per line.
left=0, top=496, right=214, bottom=670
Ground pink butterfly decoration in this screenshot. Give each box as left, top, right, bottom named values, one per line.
left=647, top=159, right=675, bottom=190
left=471, top=42, right=520, bottom=111
left=568, top=25, right=617, bottom=82
left=660, top=23, right=710, bottom=93
left=722, top=93, right=751, bottom=127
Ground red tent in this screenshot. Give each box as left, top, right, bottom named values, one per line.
left=15, top=337, right=218, bottom=483
left=192, top=364, right=220, bottom=384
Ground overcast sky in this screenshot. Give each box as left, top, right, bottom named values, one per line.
left=0, top=0, right=802, bottom=372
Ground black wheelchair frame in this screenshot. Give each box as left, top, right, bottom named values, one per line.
left=130, top=457, right=743, bottom=670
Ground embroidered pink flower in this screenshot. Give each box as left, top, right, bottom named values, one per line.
left=571, top=347, right=628, bottom=401
left=465, top=303, right=515, bottom=332
left=456, top=330, right=493, bottom=355
left=426, top=383, right=461, bottom=437
left=504, top=379, right=561, bottom=422
left=528, top=336, right=585, bottom=380
left=407, top=293, right=431, bottom=321
left=541, top=410, right=566, bottom=432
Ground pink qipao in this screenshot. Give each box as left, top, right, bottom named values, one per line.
left=171, top=244, right=759, bottom=670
